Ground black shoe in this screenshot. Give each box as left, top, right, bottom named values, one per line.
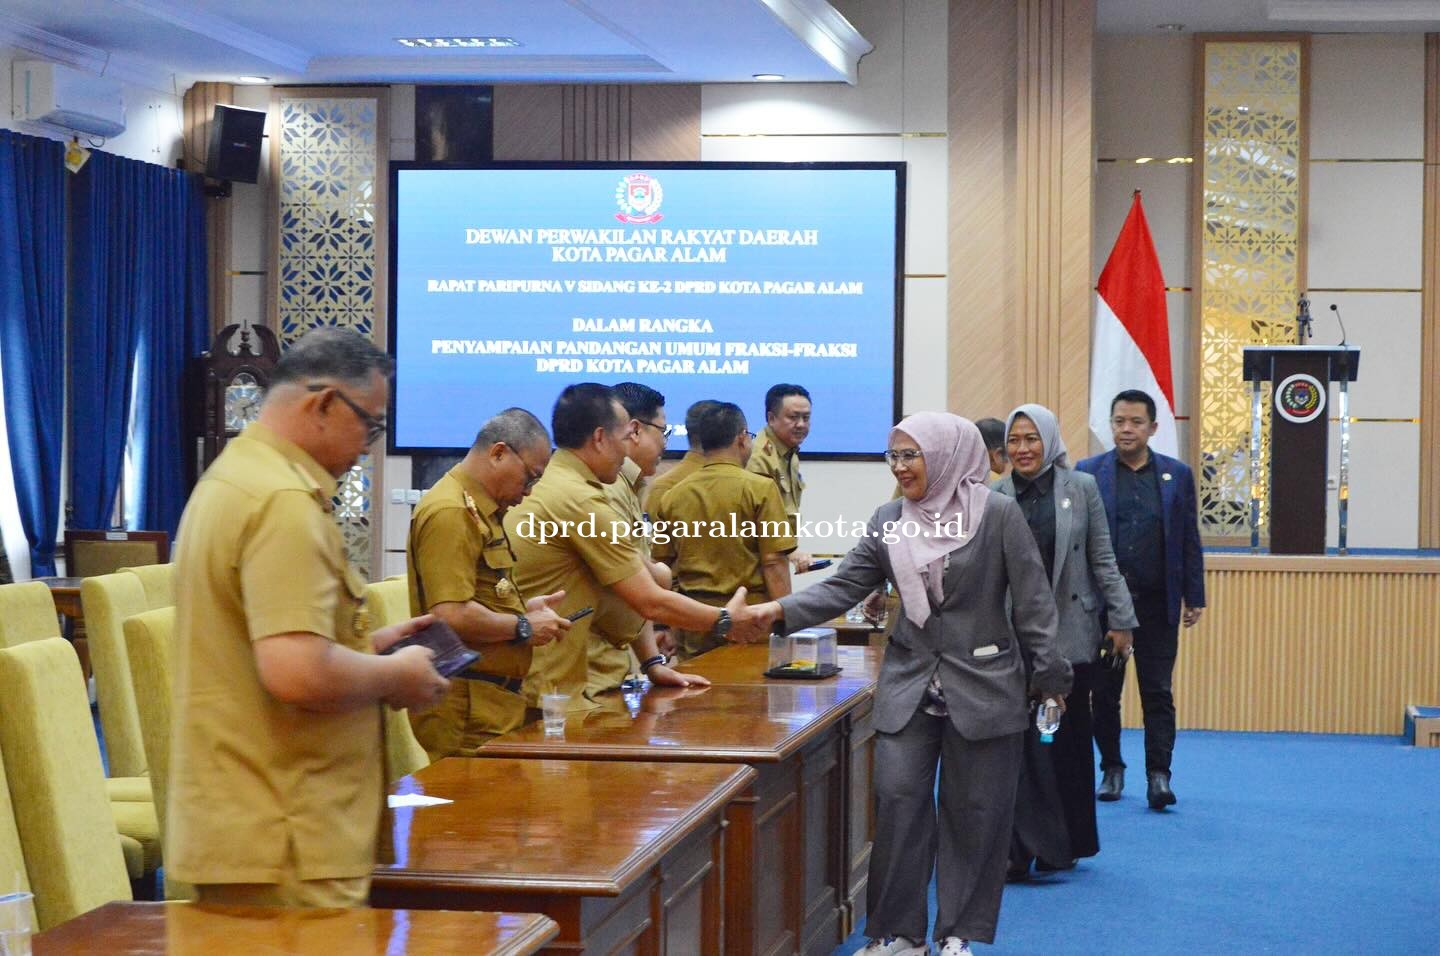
left=1006, top=858, right=1032, bottom=883
left=1034, top=858, right=1077, bottom=873
left=1146, top=771, right=1177, bottom=810
left=1097, top=767, right=1124, bottom=801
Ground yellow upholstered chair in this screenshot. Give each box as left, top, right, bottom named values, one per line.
left=79, top=573, right=151, bottom=779
left=0, top=581, right=61, bottom=647
left=0, top=638, right=132, bottom=928
left=0, top=739, right=37, bottom=930
left=362, top=579, right=430, bottom=782
left=119, top=563, right=175, bottom=610
left=122, top=609, right=173, bottom=843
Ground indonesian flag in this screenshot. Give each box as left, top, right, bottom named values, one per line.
left=1090, top=191, right=1178, bottom=457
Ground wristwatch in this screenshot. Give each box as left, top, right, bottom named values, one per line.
left=512, top=614, right=532, bottom=645
left=710, top=609, right=732, bottom=639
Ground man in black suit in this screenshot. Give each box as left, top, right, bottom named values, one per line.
left=1077, top=389, right=1205, bottom=810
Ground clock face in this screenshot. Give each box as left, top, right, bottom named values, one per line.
left=224, top=372, right=264, bottom=432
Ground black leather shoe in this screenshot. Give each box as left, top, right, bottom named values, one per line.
left=1006, top=858, right=1032, bottom=883
left=1146, top=771, right=1177, bottom=810
left=1035, top=858, right=1077, bottom=873
left=1097, top=768, right=1124, bottom=801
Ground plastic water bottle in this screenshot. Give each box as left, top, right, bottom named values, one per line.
left=845, top=602, right=867, bottom=624
left=1036, top=698, right=1062, bottom=744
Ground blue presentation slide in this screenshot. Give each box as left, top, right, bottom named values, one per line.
left=391, top=164, right=901, bottom=455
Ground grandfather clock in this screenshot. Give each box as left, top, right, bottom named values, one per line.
left=192, top=322, right=282, bottom=475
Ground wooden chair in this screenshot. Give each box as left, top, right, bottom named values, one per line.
left=64, top=531, right=169, bottom=579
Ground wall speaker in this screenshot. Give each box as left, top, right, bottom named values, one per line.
left=206, top=104, right=266, bottom=183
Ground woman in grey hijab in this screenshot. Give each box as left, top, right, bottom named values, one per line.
left=994, top=403, right=1138, bottom=879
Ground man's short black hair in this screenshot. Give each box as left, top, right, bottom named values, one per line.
left=974, top=417, right=1007, bottom=453
left=696, top=402, right=748, bottom=452
left=270, top=328, right=393, bottom=389
left=764, top=383, right=811, bottom=418
left=1111, top=389, right=1157, bottom=422
left=551, top=383, right=624, bottom=449
left=684, top=400, right=720, bottom=447
left=612, top=382, right=665, bottom=421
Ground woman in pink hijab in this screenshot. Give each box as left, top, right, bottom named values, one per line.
left=752, top=413, right=1070, bottom=956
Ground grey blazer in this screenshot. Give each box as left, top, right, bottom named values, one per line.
left=991, top=466, right=1138, bottom=663
left=778, top=495, right=1072, bottom=740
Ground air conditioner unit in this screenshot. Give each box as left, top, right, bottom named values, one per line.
left=12, top=60, right=126, bottom=138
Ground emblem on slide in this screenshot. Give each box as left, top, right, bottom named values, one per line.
left=615, top=173, right=664, bottom=224
left=1275, top=372, right=1326, bottom=424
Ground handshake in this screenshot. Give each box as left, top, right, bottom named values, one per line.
left=719, top=588, right=786, bottom=644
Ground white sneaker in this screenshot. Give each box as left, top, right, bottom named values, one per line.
left=937, top=938, right=972, bottom=956
left=859, top=938, right=928, bottom=956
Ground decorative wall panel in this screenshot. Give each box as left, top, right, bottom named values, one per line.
left=273, top=93, right=387, bottom=574
left=1194, top=39, right=1306, bottom=539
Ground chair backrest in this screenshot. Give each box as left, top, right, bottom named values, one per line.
left=363, top=578, right=411, bottom=629
left=0, top=638, right=131, bottom=929
left=0, top=738, right=37, bottom=929
left=64, top=531, right=169, bottom=579
left=0, top=581, right=61, bottom=648
left=118, top=563, right=175, bottom=610
left=80, top=573, right=152, bottom=778
left=122, top=608, right=175, bottom=844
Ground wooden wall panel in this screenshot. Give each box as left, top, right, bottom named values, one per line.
left=948, top=0, right=1093, bottom=446
left=1120, top=557, right=1440, bottom=734
left=1421, top=35, right=1440, bottom=547
left=182, top=81, right=235, bottom=336
left=493, top=85, right=699, bottom=163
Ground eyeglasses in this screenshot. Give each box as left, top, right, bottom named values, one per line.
left=884, top=450, right=924, bottom=467
left=308, top=384, right=386, bottom=443
left=637, top=419, right=675, bottom=440
left=745, top=430, right=756, bottom=440
left=505, top=443, right=546, bottom=490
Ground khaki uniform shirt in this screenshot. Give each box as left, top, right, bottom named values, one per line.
left=588, top=457, right=647, bottom=694
left=505, top=449, right=644, bottom=707
left=746, top=426, right=805, bottom=537
left=168, top=423, right=382, bottom=885
left=405, top=466, right=530, bottom=757
left=644, top=450, right=704, bottom=512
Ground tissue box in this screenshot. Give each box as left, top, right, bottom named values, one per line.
left=1404, top=705, right=1440, bottom=748
left=766, top=627, right=838, bottom=677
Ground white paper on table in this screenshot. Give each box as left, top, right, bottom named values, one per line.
left=387, top=793, right=453, bottom=808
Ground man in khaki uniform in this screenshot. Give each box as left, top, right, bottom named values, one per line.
left=587, top=383, right=681, bottom=696
left=407, top=408, right=572, bottom=759
left=643, top=399, right=718, bottom=513
left=169, top=329, right=448, bottom=908
left=507, top=384, right=746, bottom=707
left=653, top=401, right=797, bottom=659
left=747, top=383, right=813, bottom=571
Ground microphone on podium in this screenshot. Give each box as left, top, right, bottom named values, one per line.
left=1329, top=303, right=1349, bottom=348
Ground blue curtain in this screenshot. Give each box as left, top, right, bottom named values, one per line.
left=70, top=151, right=207, bottom=537
left=0, top=131, right=65, bottom=576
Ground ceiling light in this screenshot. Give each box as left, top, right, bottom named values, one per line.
left=396, top=37, right=521, bottom=49
left=1134, top=157, right=1154, bottom=164
left=1156, top=23, right=1186, bottom=31
left=752, top=73, right=785, bottom=81
left=237, top=76, right=269, bottom=84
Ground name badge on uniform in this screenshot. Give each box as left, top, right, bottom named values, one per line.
left=495, top=576, right=516, bottom=600
left=973, top=644, right=1001, bottom=658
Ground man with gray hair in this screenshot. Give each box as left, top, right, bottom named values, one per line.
left=168, top=327, right=450, bottom=908
left=406, top=406, right=572, bottom=758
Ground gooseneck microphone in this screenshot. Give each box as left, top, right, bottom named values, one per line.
left=1329, top=303, right=1349, bottom=348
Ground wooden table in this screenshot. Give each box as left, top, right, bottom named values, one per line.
left=371, top=758, right=754, bottom=954
left=32, top=900, right=558, bottom=955
left=676, top=643, right=882, bottom=936
left=481, top=682, right=870, bottom=956
left=37, top=575, right=89, bottom=679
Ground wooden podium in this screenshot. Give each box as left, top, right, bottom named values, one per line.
left=1241, top=346, right=1360, bottom=554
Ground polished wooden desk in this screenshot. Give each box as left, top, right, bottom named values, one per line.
left=676, top=643, right=882, bottom=936
left=481, top=682, right=869, bottom=956
left=32, top=901, right=558, bottom=955
left=372, top=758, right=753, bottom=954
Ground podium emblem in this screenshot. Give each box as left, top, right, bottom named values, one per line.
left=1276, top=373, right=1326, bottom=424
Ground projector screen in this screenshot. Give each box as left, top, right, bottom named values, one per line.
left=388, top=162, right=904, bottom=457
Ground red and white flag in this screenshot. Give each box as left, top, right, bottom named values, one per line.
left=1090, top=191, right=1178, bottom=457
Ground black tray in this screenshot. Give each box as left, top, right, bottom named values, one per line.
left=763, top=663, right=842, bottom=680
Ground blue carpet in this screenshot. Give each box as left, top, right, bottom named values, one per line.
left=835, top=730, right=1440, bottom=954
